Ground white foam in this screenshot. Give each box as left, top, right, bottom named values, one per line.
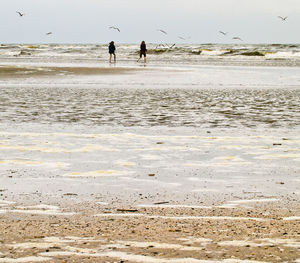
left=63, top=170, right=127, bottom=177
left=282, top=216, right=300, bottom=221
left=0, top=256, right=51, bottom=263
left=218, top=198, right=279, bottom=208
left=218, top=238, right=300, bottom=249
left=0, top=200, right=15, bottom=205
left=96, top=202, right=109, bottom=205
left=177, top=237, right=212, bottom=244
left=218, top=240, right=263, bottom=247
left=43, top=236, right=101, bottom=243
left=191, top=189, right=220, bottom=193
left=8, top=242, right=61, bottom=249
left=4, top=209, right=75, bottom=216
left=94, top=213, right=267, bottom=221
left=38, top=250, right=216, bottom=262
left=95, top=213, right=145, bottom=217
left=0, top=159, right=67, bottom=168
left=137, top=204, right=212, bottom=209
left=117, top=240, right=201, bottom=251
left=230, top=198, right=278, bottom=204
left=16, top=204, right=60, bottom=210
left=257, top=238, right=300, bottom=248
left=187, top=177, right=227, bottom=183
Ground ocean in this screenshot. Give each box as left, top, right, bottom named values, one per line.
left=1, top=43, right=300, bottom=66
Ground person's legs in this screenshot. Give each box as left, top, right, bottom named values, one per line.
left=144, top=54, right=146, bottom=63
left=109, top=53, right=112, bottom=63
left=137, top=52, right=142, bottom=62
left=113, top=53, right=116, bottom=62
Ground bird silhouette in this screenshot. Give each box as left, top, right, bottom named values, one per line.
left=46, top=32, right=52, bottom=35
left=278, top=16, right=288, bottom=21
left=232, top=37, right=243, bottom=41
left=178, top=36, right=191, bottom=40
left=155, top=43, right=166, bottom=49
left=109, top=26, right=120, bottom=32
left=165, top=43, right=176, bottom=49
left=16, top=11, right=24, bottom=17
left=219, top=31, right=228, bottom=35
left=157, top=29, right=167, bottom=35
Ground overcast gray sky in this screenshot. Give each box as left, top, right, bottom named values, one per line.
left=1, top=0, right=299, bottom=44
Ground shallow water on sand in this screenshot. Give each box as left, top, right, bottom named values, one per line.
left=1, top=86, right=300, bottom=129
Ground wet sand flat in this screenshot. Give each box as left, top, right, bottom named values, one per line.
left=0, top=126, right=299, bottom=262
left=0, top=65, right=142, bottom=78
left=0, top=52, right=299, bottom=262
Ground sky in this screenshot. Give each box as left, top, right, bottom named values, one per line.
left=1, top=0, right=299, bottom=44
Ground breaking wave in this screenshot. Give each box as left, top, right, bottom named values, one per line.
left=0, top=43, right=300, bottom=62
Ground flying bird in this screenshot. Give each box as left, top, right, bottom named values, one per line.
left=178, top=36, right=191, bottom=41
left=155, top=43, right=166, bottom=49
left=157, top=29, right=167, bottom=35
left=165, top=43, right=176, bottom=49
left=278, top=16, right=288, bottom=21
left=46, top=32, right=52, bottom=35
left=232, top=37, right=243, bottom=41
left=16, top=11, right=24, bottom=17
left=219, top=31, right=228, bottom=35
left=109, top=26, right=120, bottom=32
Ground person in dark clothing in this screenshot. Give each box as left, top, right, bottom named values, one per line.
left=109, top=41, right=116, bottom=63
left=137, top=41, right=147, bottom=63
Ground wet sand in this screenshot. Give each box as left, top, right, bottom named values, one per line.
left=0, top=126, right=299, bottom=262
left=0, top=200, right=299, bottom=262
left=0, top=65, right=142, bottom=79
left=0, top=57, right=299, bottom=262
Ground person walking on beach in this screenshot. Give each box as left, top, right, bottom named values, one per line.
left=137, top=41, right=147, bottom=63
left=109, top=41, right=116, bottom=63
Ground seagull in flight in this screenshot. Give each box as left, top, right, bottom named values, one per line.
left=232, top=36, right=243, bottom=41
left=165, top=43, right=176, bottom=49
left=157, top=29, right=167, bottom=35
left=219, top=31, right=228, bottom=36
left=109, top=26, right=120, bottom=32
left=155, top=43, right=166, bottom=49
left=16, top=11, right=25, bottom=17
left=46, top=32, right=52, bottom=35
left=178, top=36, right=191, bottom=40
left=278, top=16, right=288, bottom=21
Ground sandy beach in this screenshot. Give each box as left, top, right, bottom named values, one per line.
left=0, top=44, right=300, bottom=262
